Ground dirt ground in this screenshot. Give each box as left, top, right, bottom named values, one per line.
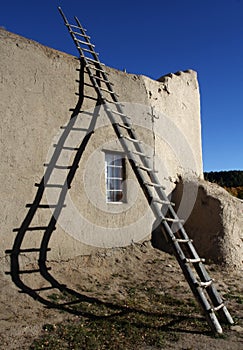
left=0, top=241, right=242, bottom=349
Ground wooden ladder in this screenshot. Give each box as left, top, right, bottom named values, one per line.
left=58, top=7, right=234, bottom=334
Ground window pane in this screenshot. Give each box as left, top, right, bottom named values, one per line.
left=107, top=190, right=123, bottom=202
left=106, top=165, right=113, bottom=178
left=114, top=191, right=123, bottom=202
left=106, top=179, right=122, bottom=191
left=114, top=179, right=122, bottom=190
left=113, top=157, right=122, bottom=166
left=107, top=166, right=122, bottom=179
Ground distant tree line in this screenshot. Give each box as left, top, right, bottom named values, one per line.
left=204, top=170, right=243, bottom=199
left=204, top=170, right=243, bottom=187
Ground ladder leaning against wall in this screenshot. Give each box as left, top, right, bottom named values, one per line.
left=58, top=7, right=234, bottom=334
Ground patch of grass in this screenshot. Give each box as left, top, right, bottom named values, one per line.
left=126, top=286, right=137, bottom=296
left=186, top=298, right=197, bottom=308
left=43, top=324, right=56, bottom=332
left=30, top=286, right=208, bottom=350
left=30, top=313, right=171, bottom=350
left=47, top=293, right=62, bottom=302
left=223, top=292, right=243, bottom=304
left=211, top=331, right=229, bottom=340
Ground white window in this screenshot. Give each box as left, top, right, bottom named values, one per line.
left=105, top=152, right=125, bottom=203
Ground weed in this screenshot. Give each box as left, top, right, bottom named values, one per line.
left=47, top=293, right=61, bottom=302
left=43, top=324, right=56, bottom=332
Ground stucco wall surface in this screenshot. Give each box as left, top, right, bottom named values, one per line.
left=0, top=29, right=203, bottom=265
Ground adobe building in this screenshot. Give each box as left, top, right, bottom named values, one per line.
left=0, top=28, right=242, bottom=270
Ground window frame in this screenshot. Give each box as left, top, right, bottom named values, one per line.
left=105, top=151, right=126, bottom=203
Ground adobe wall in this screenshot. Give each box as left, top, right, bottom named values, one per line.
left=152, top=176, right=243, bottom=270
left=0, top=29, right=203, bottom=266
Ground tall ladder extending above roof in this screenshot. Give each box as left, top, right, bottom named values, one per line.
left=58, top=7, right=234, bottom=334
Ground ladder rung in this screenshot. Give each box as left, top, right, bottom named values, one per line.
left=175, top=238, right=192, bottom=243
left=72, top=31, right=91, bottom=40
left=93, top=76, right=113, bottom=85
left=116, top=123, right=133, bottom=130
left=130, top=150, right=150, bottom=158
left=73, top=36, right=95, bottom=46
left=135, top=163, right=153, bottom=172
left=162, top=217, right=184, bottom=223
left=100, top=87, right=119, bottom=96
left=198, top=280, right=213, bottom=288
left=81, top=47, right=98, bottom=55
left=143, top=181, right=165, bottom=189
left=212, top=303, right=225, bottom=312
left=86, top=65, right=109, bottom=74
left=106, top=108, right=130, bottom=118
left=69, top=24, right=88, bottom=33
left=152, top=198, right=175, bottom=206
left=104, top=99, right=124, bottom=106
left=120, top=135, right=142, bottom=143
left=86, top=57, right=104, bottom=65
left=185, top=258, right=205, bottom=263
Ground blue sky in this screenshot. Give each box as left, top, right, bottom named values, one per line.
left=1, top=0, right=242, bottom=171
